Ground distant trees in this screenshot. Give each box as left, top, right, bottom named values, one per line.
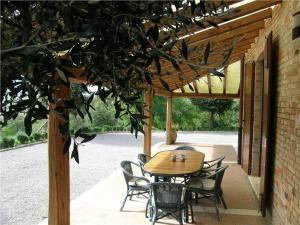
left=190, top=99, right=234, bottom=129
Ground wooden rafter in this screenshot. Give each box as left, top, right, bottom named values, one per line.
left=182, top=7, right=272, bottom=44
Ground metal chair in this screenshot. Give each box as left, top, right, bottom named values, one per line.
left=149, top=182, right=187, bottom=225
left=120, top=160, right=150, bottom=212
left=187, top=165, right=229, bottom=221
left=174, top=145, right=196, bottom=151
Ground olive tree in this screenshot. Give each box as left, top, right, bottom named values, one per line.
left=1, top=1, right=235, bottom=162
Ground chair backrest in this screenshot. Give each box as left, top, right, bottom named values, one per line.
left=138, top=153, right=151, bottom=166
left=213, top=165, right=229, bottom=192
left=205, top=155, right=225, bottom=168
left=138, top=153, right=151, bottom=176
left=174, top=145, right=196, bottom=151
left=150, top=182, right=185, bottom=209
left=120, top=160, right=134, bottom=185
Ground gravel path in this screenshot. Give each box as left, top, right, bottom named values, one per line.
left=0, top=131, right=237, bottom=225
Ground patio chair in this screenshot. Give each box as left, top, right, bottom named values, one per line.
left=120, top=160, right=150, bottom=212
left=149, top=182, right=187, bottom=225
left=187, top=165, right=229, bottom=221
left=174, top=145, right=196, bottom=151
left=138, top=153, right=151, bottom=176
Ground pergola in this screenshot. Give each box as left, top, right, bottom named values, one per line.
left=46, top=0, right=281, bottom=224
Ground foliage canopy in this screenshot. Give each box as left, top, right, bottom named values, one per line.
left=1, top=1, right=235, bottom=162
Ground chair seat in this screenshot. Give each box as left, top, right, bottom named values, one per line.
left=187, top=177, right=215, bottom=191
left=129, top=177, right=149, bottom=189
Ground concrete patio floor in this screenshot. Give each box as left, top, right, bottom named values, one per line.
left=39, top=142, right=267, bottom=225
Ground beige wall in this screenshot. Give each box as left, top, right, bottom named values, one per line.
left=245, top=1, right=300, bottom=225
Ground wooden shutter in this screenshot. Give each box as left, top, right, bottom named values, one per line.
left=259, top=32, right=272, bottom=216
left=242, top=62, right=255, bottom=174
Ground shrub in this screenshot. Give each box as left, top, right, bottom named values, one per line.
left=32, top=133, right=43, bottom=141
left=17, top=133, right=29, bottom=144
left=0, top=137, right=15, bottom=148
left=29, top=136, right=35, bottom=142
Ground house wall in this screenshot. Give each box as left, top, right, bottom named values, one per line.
left=245, top=1, right=300, bottom=225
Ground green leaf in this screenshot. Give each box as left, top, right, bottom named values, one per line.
left=188, top=83, right=194, bottom=92
left=71, top=143, right=79, bottom=164
left=171, top=60, right=180, bottom=72
left=159, top=78, right=170, bottom=91
left=204, top=42, right=210, bottom=64
left=154, top=55, right=161, bottom=74
left=206, top=19, right=219, bottom=28
left=77, top=108, right=84, bottom=120
left=153, top=24, right=159, bottom=43
left=63, top=135, right=71, bottom=154
left=81, top=134, right=97, bottom=143
left=182, top=40, right=188, bottom=60
left=24, top=113, right=32, bottom=136
left=55, top=67, right=69, bottom=84
left=145, top=71, right=153, bottom=85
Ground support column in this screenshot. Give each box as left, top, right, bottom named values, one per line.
left=48, top=79, right=70, bottom=225
left=238, top=56, right=245, bottom=165
left=166, top=95, right=173, bottom=145
left=143, top=88, right=153, bottom=156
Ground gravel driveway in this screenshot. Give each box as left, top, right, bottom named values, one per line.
left=0, top=131, right=237, bottom=225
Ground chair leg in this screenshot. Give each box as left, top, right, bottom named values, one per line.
left=179, top=210, right=183, bottom=225
left=189, top=193, right=195, bottom=223
left=145, top=199, right=150, bottom=218
left=151, top=211, right=157, bottom=225
left=220, top=194, right=228, bottom=209
left=214, top=196, right=221, bottom=221
left=120, top=192, right=129, bottom=211
left=129, top=190, right=133, bottom=200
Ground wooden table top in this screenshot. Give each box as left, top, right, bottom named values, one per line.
left=144, top=150, right=205, bottom=176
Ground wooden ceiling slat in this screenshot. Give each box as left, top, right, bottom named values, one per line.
left=182, top=7, right=272, bottom=44
left=153, top=55, right=242, bottom=90
left=159, top=0, right=278, bottom=40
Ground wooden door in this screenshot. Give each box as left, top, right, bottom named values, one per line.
left=241, top=62, right=255, bottom=174
left=259, top=32, right=272, bottom=216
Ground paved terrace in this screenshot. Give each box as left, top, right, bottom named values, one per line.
left=32, top=131, right=265, bottom=225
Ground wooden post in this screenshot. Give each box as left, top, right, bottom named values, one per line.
left=166, top=95, right=173, bottom=145
left=238, top=56, right=245, bottom=165
left=48, top=79, right=70, bottom=225
left=143, top=88, right=153, bottom=156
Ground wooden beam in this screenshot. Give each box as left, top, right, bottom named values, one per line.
left=143, top=88, right=153, bottom=156
left=153, top=87, right=171, bottom=97
left=238, top=55, right=245, bottom=164
left=166, top=95, right=173, bottom=145
left=172, top=93, right=239, bottom=99
left=193, top=81, right=199, bottom=93
left=207, top=74, right=212, bottom=94
left=48, top=78, right=70, bottom=225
